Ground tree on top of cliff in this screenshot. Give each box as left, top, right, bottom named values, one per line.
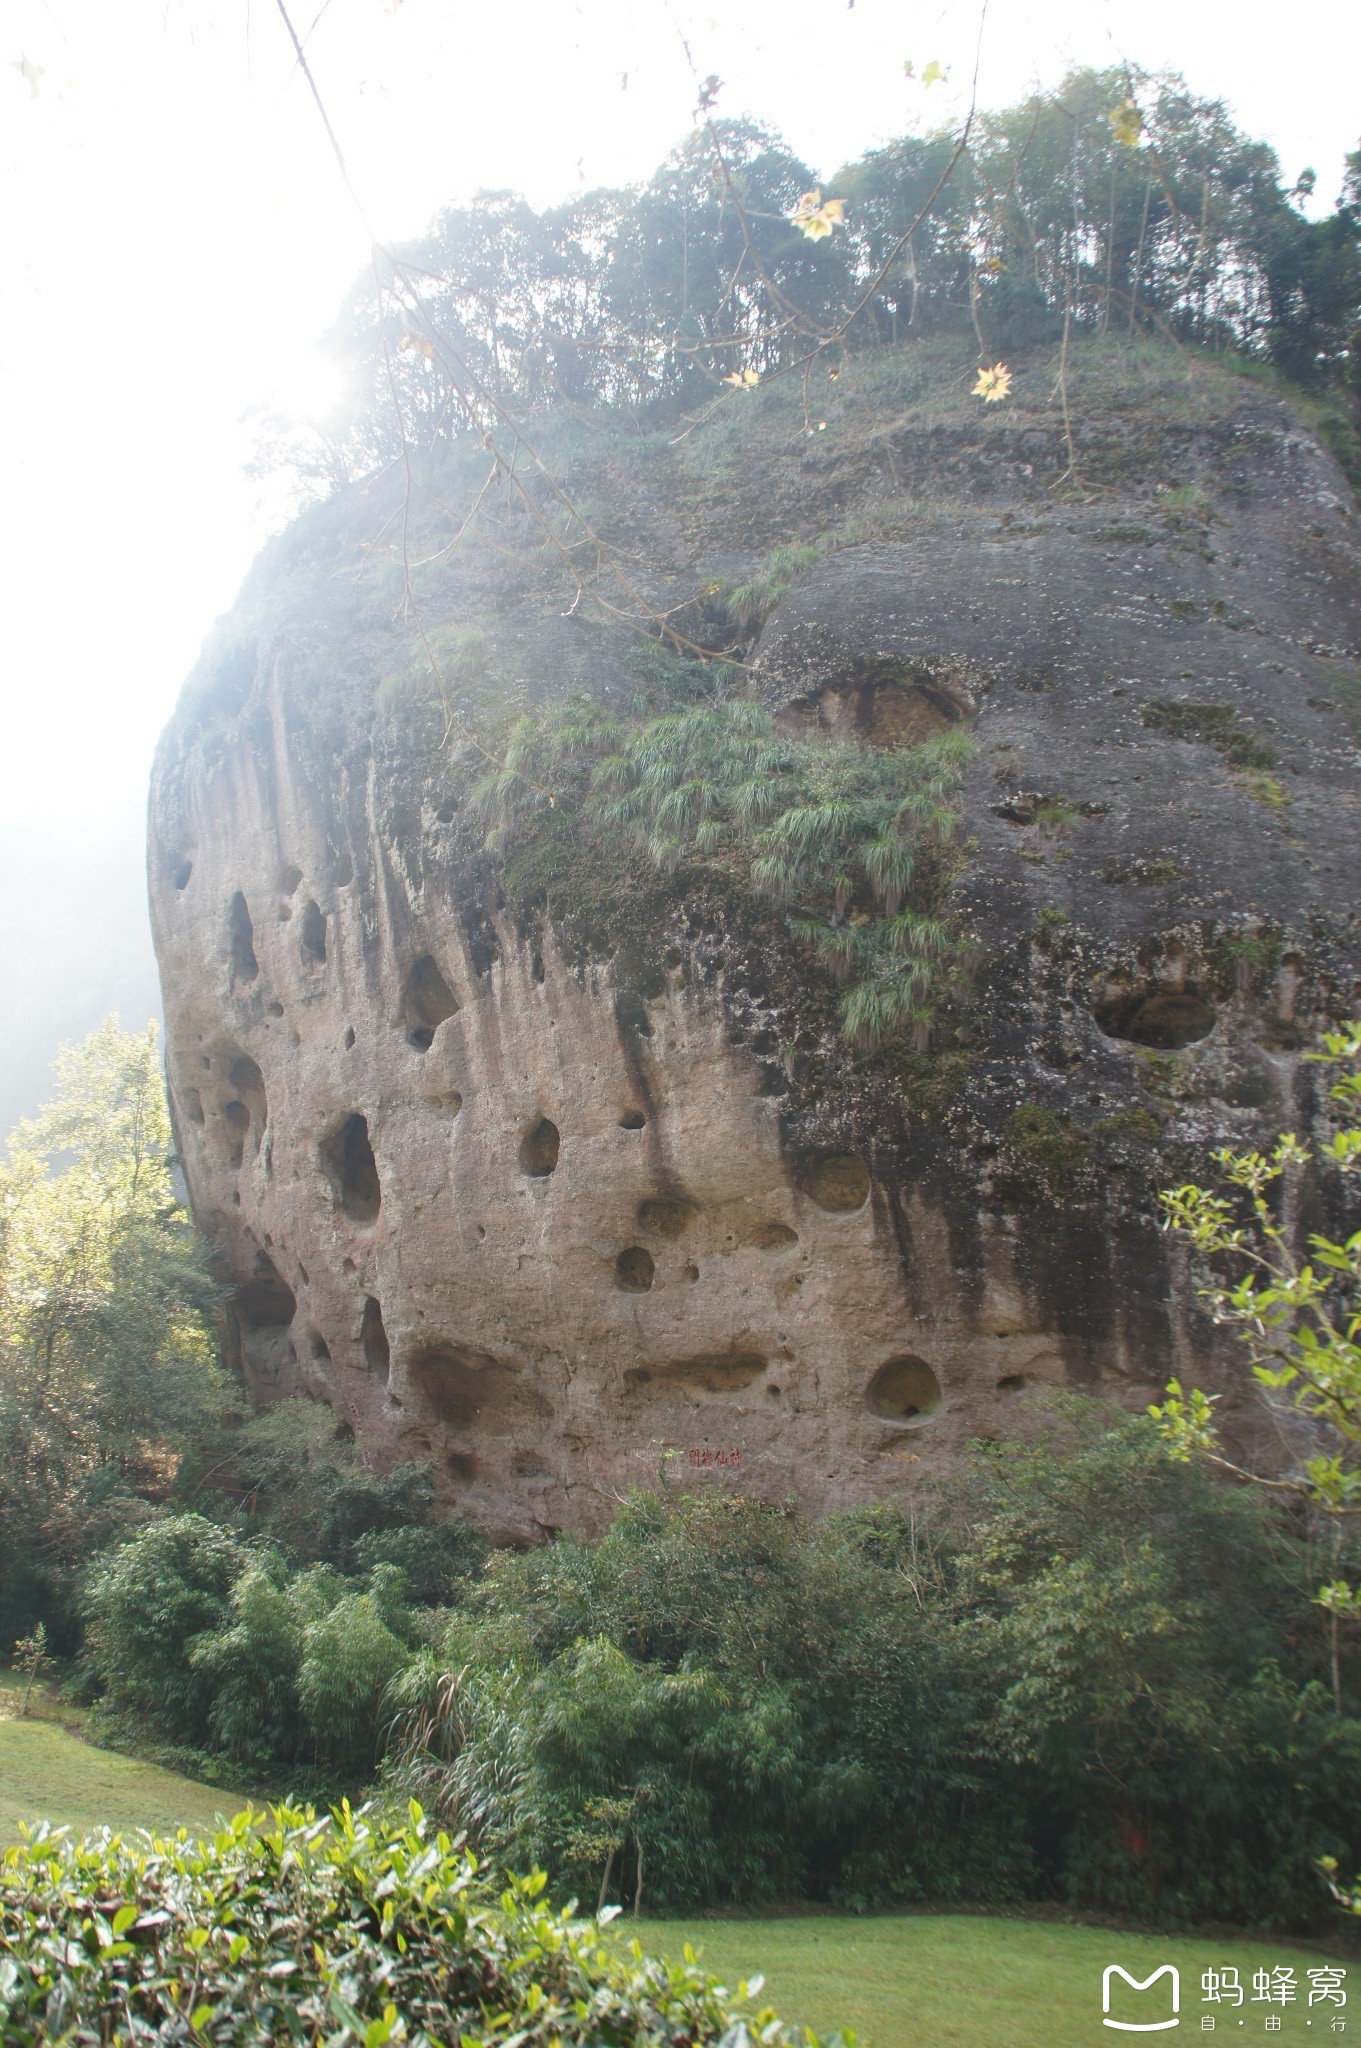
left=260, top=66, right=1360, bottom=495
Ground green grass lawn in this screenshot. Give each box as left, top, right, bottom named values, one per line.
left=630, top=1913, right=1356, bottom=2048
left=0, top=1671, right=241, bottom=1848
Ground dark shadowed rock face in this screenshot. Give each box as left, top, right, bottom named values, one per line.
left=149, top=356, right=1361, bottom=1540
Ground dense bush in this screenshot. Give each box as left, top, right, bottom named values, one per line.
left=0, top=1805, right=796, bottom=2047
left=379, top=1410, right=1361, bottom=1927
left=58, top=1402, right=1361, bottom=1927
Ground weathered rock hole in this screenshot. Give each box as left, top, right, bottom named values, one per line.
left=310, top=1332, right=332, bottom=1361
left=300, top=900, right=327, bottom=968
left=361, top=1296, right=390, bottom=1377
left=638, top=1195, right=696, bottom=1238
left=997, top=1374, right=1027, bottom=1394
left=801, top=1153, right=870, bottom=1212
left=746, top=1221, right=799, bottom=1251
left=685, top=1262, right=700, bottom=1283
left=626, top=1353, right=765, bottom=1395
left=223, top=1102, right=249, bottom=1170
left=409, top=1343, right=512, bottom=1429
left=267, top=1001, right=284, bottom=1018
left=228, top=1055, right=267, bottom=1126
left=431, top=1089, right=464, bottom=1117
left=867, top=1355, right=943, bottom=1422
left=1093, top=987, right=1216, bottom=1049
left=615, top=1246, right=655, bottom=1293
left=343, top=1026, right=356, bottom=1050
left=403, top=955, right=459, bottom=1050
left=780, top=661, right=975, bottom=749
left=228, top=892, right=259, bottom=986
left=619, top=1110, right=647, bottom=1130
left=236, top=1254, right=296, bottom=1330
left=327, top=1113, right=381, bottom=1223
left=435, top=800, right=456, bottom=824
left=519, top=1118, right=560, bottom=1177
left=183, top=1088, right=205, bottom=1126
left=173, top=857, right=193, bottom=891
left=332, top=851, right=354, bottom=888
left=280, top=866, right=303, bottom=895
left=531, top=953, right=545, bottom=984
left=446, top=1452, right=475, bottom=1481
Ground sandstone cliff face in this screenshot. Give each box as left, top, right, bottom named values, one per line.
left=149, top=354, right=1361, bottom=1539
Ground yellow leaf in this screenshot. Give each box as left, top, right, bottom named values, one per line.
left=921, top=59, right=948, bottom=87
left=1109, top=97, right=1144, bottom=147
left=790, top=189, right=847, bottom=241
left=972, top=363, right=1013, bottom=404
left=723, top=367, right=760, bottom=390
left=399, top=333, right=436, bottom=361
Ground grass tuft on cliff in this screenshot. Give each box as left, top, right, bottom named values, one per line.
left=471, top=693, right=972, bottom=1051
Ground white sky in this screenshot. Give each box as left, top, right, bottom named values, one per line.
left=2, top=0, right=1358, bottom=830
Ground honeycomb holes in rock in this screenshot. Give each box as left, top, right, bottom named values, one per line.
left=361, top=1296, right=390, bottom=1377
left=801, top=1153, right=871, bottom=1213
left=615, top=1246, right=655, bottom=1293
left=299, top=900, right=327, bottom=968
left=867, top=1355, right=943, bottom=1423
left=326, top=1113, right=381, bottom=1223
left=403, top=955, right=459, bottom=1051
left=221, top=1056, right=267, bottom=1168
left=519, top=1118, right=560, bottom=1177
left=1092, top=986, right=1217, bottom=1049
left=228, top=892, right=259, bottom=986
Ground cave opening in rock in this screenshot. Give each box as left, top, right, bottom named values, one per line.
left=801, top=1153, right=871, bottom=1212
left=300, top=900, right=327, bottom=968
left=519, top=1117, right=560, bottom=1177
left=867, top=1355, right=943, bottom=1422
left=619, top=1110, right=647, bottom=1130
left=236, top=1254, right=296, bottom=1331
left=997, top=1374, right=1027, bottom=1394
left=409, top=1342, right=512, bottom=1429
left=327, top=1113, right=381, bottom=1223
left=403, top=954, right=459, bottom=1050
left=615, top=1246, right=655, bottom=1292
left=228, top=892, right=259, bottom=986
left=361, top=1296, right=390, bottom=1377
left=1092, top=987, right=1216, bottom=1049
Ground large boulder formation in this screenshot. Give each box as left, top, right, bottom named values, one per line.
left=149, top=346, right=1361, bottom=1540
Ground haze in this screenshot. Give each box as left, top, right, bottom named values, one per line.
left=1, top=0, right=1357, bottom=1129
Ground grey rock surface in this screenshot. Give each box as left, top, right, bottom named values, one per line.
left=149, top=361, right=1361, bottom=1537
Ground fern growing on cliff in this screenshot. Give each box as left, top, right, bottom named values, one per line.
left=467, top=693, right=971, bottom=1049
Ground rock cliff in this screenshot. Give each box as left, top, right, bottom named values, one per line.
left=149, top=344, right=1361, bottom=1540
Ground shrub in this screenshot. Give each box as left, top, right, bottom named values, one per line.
left=188, top=1562, right=303, bottom=1765
left=82, top=1515, right=247, bottom=1742
left=0, top=1804, right=798, bottom=2046
left=298, top=1572, right=414, bottom=1772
